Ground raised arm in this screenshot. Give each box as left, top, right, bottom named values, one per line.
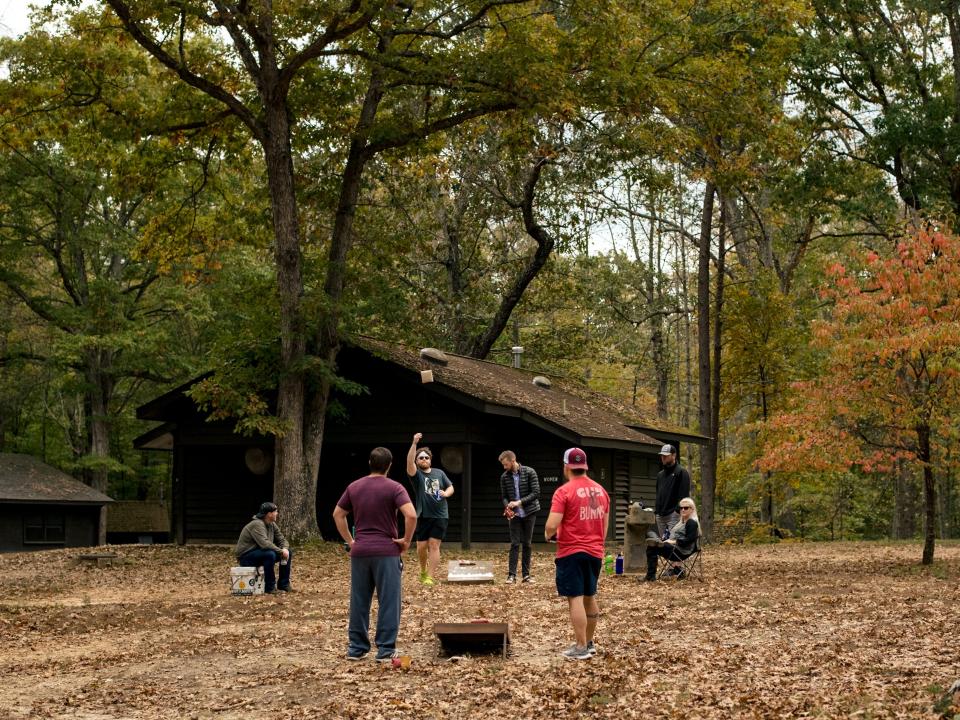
left=406, top=432, right=422, bottom=476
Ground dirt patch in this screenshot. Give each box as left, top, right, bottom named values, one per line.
left=1, top=541, right=958, bottom=719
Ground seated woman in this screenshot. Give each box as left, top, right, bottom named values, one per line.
left=644, top=497, right=699, bottom=581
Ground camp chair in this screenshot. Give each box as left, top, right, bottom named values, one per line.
left=656, top=537, right=704, bottom=581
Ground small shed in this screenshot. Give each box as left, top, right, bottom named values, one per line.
left=0, top=453, right=113, bottom=552
left=106, top=501, right=171, bottom=544
left=134, top=338, right=705, bottom=545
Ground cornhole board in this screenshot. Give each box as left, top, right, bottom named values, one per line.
left=446, top=559, right=494, bottom=584
left=433, top=621, right=510, bottom=659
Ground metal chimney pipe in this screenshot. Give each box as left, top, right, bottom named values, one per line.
left=511, top=346, right=524, bottom=368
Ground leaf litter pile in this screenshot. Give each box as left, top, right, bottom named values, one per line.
left=1, top=541, right=958, bottom=719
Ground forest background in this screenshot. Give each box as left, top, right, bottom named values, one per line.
left=1, top=0, right=958, bottom=563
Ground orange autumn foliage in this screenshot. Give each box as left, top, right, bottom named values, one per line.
left=761, top=226, right=960, bottom=475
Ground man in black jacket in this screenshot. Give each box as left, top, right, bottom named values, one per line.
left=654, top=444, right=691, bottom=538
left=499, top=450, right=541, bottom=583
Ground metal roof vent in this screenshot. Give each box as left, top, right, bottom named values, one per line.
left=419, top=347, right=449, bottom=365
left=532, top=375, right=552, bottom=389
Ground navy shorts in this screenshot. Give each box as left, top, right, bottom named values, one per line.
left=415, top=517, right=448, bottom=542
left=555, top=552, right=602, bottom=597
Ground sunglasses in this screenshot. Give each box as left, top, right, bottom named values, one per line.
left=417, top=455, right=430, bottom=460
left=679, top=506, right=692, bottom=511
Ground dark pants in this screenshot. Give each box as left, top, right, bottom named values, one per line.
left=646, top=545, right=687, bottom=578
left=508, top=513, right=537, bottom=578
left=348, top=555, right=403, bottom=659
left=238, top=548, right=292, bottom=592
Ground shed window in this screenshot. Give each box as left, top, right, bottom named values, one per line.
left=24, top=513, right=66, bottom=545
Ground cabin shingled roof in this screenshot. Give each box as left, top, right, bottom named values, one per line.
left=0, top=453, right=114, bottom=505
left=354, top=337, right=675, bottom=448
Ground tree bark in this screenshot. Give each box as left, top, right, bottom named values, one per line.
left=916, top=423, right=936, bottom=564
left=648, top=201, right=669, bottom=420
left=697, top=180, right=716, bottom=541
left=84, top=349, right=114, bottom=545
left=461, top=158, right=555, bottom=359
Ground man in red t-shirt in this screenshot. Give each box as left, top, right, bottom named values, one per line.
left=544, top=447, right=610, bottom=660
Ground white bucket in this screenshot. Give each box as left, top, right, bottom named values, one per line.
left=230, top=566, right=265, bottom=595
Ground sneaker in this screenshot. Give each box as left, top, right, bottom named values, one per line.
left=643, top=575, right=656, bottom=582
left=586, top=640, right=597, bottom=656
left=505, top=575, right=516, bottom=584
left=346, top=651, right=368, bottom=661
left=421, top=576, right=435, bottom=586
left=375, top=650, right=400, bottom=662
left=522, top=575, right=533, bottom=584
left=561, top=644, right=592, bottom=660
left=277, top=585, right=292, bottom=592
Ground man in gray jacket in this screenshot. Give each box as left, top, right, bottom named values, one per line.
left=235, top=502, right=291, bottom=593
left=499, top=450, right=541, bottom=583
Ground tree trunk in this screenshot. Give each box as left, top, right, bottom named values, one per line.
left=261, top=103, right=316, bottom=542
left=85, top=350, right=113, bottom=546
left=916, top=423, right=936, bottom=564
left=648, top=205, right=669, bottom=420
left=697, top=180, right=716, bottom=541
left=944, top=5, right=960, bottom=215
left=299, top=63, right=390, bottom=540
left=461, top=158, right=555, bottom=359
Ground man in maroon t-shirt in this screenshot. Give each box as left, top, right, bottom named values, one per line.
left=544, top=447, right=610, bottom=660
left=333, top=446, right=417, bottom=661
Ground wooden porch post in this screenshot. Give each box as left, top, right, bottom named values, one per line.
left=462, top=444, right=472, bottom=550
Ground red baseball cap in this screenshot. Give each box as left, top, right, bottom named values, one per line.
left=563, top=447, right=589, bottom=469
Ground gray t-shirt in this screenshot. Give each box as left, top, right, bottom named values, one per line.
left=409, top=468, right=452, bottom=519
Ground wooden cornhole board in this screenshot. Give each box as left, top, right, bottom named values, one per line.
left=433, top=621, right=510, bottom=659
left=446, top=559, right=494, bottom=584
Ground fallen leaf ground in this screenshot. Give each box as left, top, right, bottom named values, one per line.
left=1, top=540, right=957, bottom=719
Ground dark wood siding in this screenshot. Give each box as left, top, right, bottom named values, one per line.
left=160, top=346, right=667, bottom=545
left=630, top=454, right=658, bottom=510
left=0, top=503, right=100, bottom=552
left=182, top=445, right=271, bottom=543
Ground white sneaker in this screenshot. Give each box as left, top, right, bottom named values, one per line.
left=561, top=644, right=592, bottom=660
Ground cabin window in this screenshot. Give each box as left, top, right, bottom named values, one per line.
left=24, top=512, right=66, bottom=545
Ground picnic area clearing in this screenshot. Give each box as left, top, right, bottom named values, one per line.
left=1, top=541, right=957, bottom=719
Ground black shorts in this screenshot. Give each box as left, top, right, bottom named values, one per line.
left=415, top=517, right=448, bottom=542
left=555, top=552, right=602, bottom=598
